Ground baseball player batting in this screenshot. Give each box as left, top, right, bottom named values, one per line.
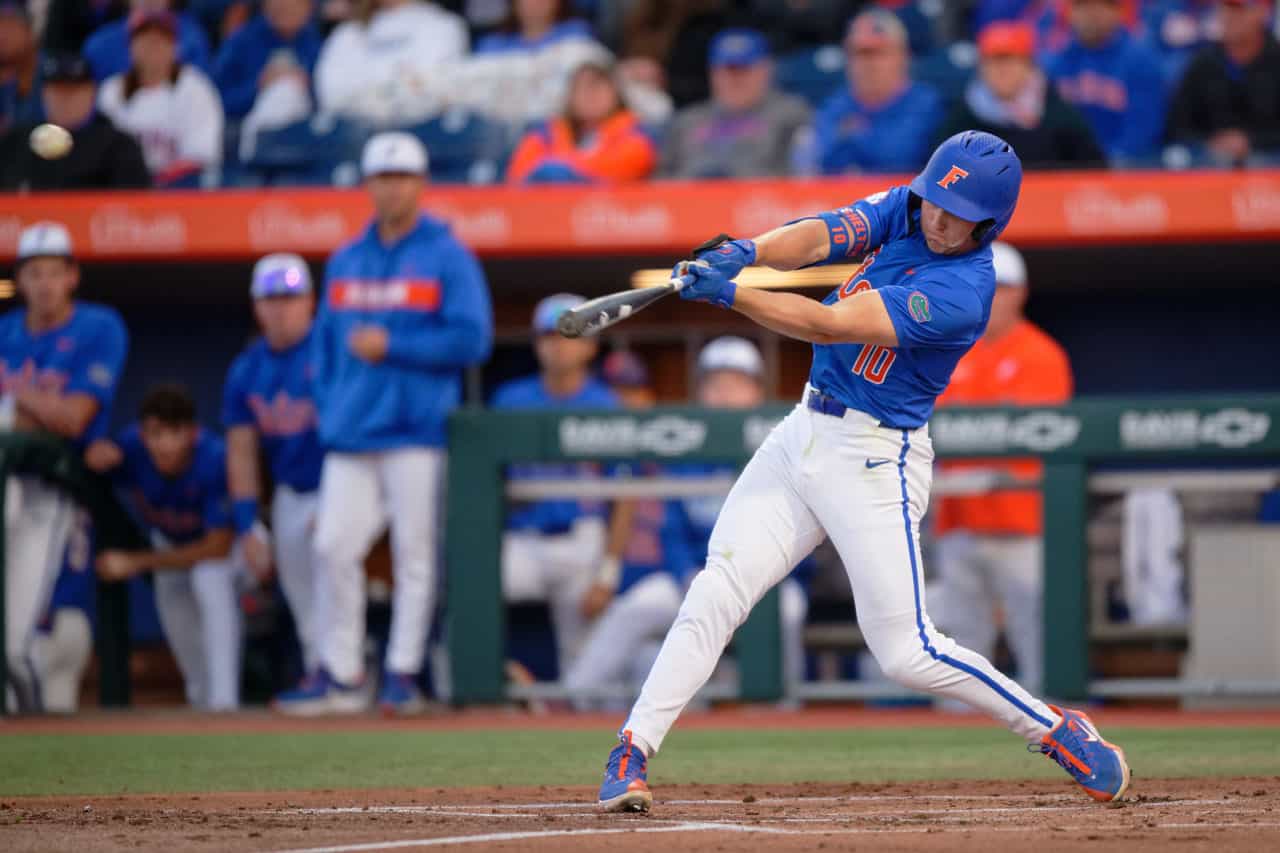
left=597, top=131, right=1130, bottom=812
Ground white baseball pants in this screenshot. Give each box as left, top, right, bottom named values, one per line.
left=314, top=447, right=443, bottom=684
left=4, top=476, right=75, bottom=712
left=271, top=486, right=324, bottom=673
left=623, top=403, right=1060, bottom=755
left=152, top=550, right=244, bottom=710
left=934, top=533, right=1043, bottom=694
left=502, top=517, right=607, bottom=669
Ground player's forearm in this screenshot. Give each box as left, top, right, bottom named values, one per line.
left=751, top=220, right=831, bottom=271
left=15, top=390, right=97, bottom=439
left=136, top=529, right=235, bottom=572
left=226, top=427, right=262, bottom=501
left=731, top=287, right=849, bottom=344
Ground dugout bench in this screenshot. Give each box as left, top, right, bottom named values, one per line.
left=445, top=395, right=1280, bottom=706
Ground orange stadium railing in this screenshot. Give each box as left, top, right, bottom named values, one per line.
left=4, top=170, right=1280, bottom=262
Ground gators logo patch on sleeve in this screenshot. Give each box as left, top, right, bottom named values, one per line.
left=908, top=291, right=931, bottom=323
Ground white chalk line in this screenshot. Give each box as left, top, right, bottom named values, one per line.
left=270, top=817, right=1280, bottom=853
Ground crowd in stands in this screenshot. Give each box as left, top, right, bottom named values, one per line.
left=4, top=0, right=1280, bottom=191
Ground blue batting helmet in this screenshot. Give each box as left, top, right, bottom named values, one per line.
left=908, top=130, right=1022, bottom=245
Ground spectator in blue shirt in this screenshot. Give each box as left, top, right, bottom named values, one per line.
left=83, top=0, right=212, bottom=82
left=1141, top=0, right=1218, bottom=85
left=212, top=0, right=322, bottom=120
left=806, top=8, right=943, bottom=175
left=475, top=0, right=593, bottom=55
left=0, top=1, right=41, bottom=134
left=1044, top=0, right=1166, bottom=163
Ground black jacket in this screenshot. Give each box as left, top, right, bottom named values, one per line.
left=934, top=85, right=1107, bottom=170
left=1167, top=39, right=1280, bottom=149
left=0, top=114, right=151, bottom=191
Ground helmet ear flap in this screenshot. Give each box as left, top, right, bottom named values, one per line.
left=971, top=219, right=996, bottom=243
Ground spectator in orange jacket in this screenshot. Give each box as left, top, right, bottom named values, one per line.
left=932, top=241, right=1073, bottom=699
left=507, top=59, right=657, bottom=184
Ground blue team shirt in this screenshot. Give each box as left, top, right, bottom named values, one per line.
left=490, top=374, right=618, bottom=533
left=0, top=303, right=129, bottom=445
left=113, top=425, right=231, bottom=545
left=222, top=330, right=324, bottom=493
left=806, top=185, right=994, bottom=428
left=1045, top=29, right=1167, bottom=161
left=812, top=82, right=943, bottom=175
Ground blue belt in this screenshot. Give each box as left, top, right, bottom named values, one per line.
left=804, top=388, right=915, bottom=431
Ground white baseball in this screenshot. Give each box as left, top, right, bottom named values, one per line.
left=30, top=123, right=73, bottom=160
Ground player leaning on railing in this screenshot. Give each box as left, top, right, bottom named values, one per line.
left=597, top=131, right=1132, bottom=812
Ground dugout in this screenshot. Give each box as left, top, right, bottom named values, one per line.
left=3, top=172, right=1280, bottom=709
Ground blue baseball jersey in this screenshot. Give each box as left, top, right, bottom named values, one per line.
left=618, top=494, right=691, bottom=595
left=222, top=330, right=324, bottom=493
left=0, top=303, right=129, bottom=445
left=491, top=374, right=619, bottom=534
left=113, top=425, right=231, bottom=545
left=806, top=185, right=995, bottom=429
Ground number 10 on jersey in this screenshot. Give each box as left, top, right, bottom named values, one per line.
left=852, top=344, right=896, bottom=384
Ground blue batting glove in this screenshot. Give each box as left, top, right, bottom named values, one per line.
left=675, top=261, right=737, bottom=308
left=696, top=238, right=756, bottom=280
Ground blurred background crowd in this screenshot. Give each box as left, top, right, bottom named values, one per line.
left=4, top=0, right=1280, bottom=191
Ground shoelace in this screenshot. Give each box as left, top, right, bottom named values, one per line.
left=1030, top=741, right=1074, bottom=774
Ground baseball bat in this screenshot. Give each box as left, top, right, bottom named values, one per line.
left=556, top=280, right=682, bottom=338
left=556, top=233, right=733, bottom=339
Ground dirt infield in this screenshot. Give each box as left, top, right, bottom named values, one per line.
left=4, top=777, right=1279, bottom=852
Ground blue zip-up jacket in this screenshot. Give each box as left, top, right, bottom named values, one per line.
left=313, top=214, right=493, bottom=451
left=1045, top=29, right=1167, bottom=161
left=212, top=16, right=323, bottom=119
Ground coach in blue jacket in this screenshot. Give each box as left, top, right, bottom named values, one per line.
left=301, top=131, right=493, bottom=716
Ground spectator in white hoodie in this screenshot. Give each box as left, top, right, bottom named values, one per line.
left=314, top=0, right=467, bottom=125
left=98, top=10, right=224, bottom=187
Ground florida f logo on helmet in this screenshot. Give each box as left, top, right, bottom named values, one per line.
left=936, top=165, right=970, bottom=190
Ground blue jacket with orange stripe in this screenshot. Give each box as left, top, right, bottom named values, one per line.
left=313, top=214, right=493, bottom=451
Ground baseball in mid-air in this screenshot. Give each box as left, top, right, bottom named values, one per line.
left=30, top=123, right=73, bottom=160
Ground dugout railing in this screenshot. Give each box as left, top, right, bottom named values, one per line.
left=445, top=396, right=1280, bottom=705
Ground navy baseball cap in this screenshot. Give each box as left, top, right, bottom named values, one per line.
left=709, top=29, right=770, bottom=68
left=40, top=53, right=93, bottom=84
left=532, top=293, right=586, bottom=335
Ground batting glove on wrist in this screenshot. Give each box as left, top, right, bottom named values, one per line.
left=675, top=261, right=737, bottom=308
left=696, top=238, right=756, bottom=280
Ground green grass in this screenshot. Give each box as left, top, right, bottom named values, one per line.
left=2, top=727, right=1277, bottom=797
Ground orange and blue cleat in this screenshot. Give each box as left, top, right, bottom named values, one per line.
left=1035, top=706, right=1132, bottom=802
left=598, top=729, right=652, bottom=812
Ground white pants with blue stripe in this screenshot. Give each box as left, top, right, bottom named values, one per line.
left=624, top=403, right=1060, bottom=754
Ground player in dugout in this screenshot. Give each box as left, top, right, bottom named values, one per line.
left=1, top=221, right=128, bottom=712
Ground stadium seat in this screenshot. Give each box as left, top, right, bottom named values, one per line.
left=245, top=116, right=370, bottom=187
left=405, top=109, right=511, bottom=185
left=912, top=43, right=977, bottom=105
left=776, top=45, right=846, bottom=109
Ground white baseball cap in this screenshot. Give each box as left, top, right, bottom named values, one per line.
left=697, top=336, right=764, bottom=379
left=991, top=241, right=1027, bottom=288
left=361, top=131, right=428, bottom=178
left=251, top=253, right=312, bottom=298
left=17, top=221, right=74, bottom=265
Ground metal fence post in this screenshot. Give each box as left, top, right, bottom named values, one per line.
left=736, top=587, right=783, bottom=701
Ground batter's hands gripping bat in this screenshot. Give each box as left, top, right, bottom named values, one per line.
left=557, top=234, right=733, bottom=338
